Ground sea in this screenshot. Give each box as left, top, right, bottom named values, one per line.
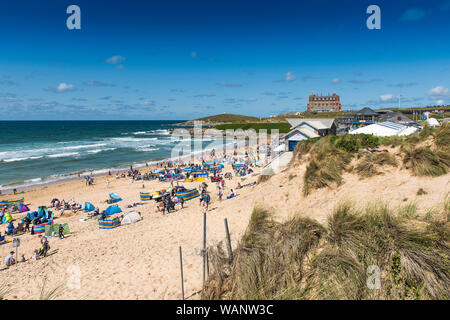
left=0, top=121, right=221, bottom=194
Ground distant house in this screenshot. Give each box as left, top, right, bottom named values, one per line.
left=338, top=108, right=418, bottom=133
left=338, top=107, right=379, bottom=128
left=284, top=118, right=337, bottom=151
left=377, top=111, right=416, bottom=126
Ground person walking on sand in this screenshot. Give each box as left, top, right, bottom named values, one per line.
left=217, top=186, right=223, bottom=201
left=203, top=192, right=211, bottom=211
left=58, top=224, right=65, bottom=239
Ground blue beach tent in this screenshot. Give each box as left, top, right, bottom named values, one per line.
left=105, top=205, right=122, bottom=216
left=109, top=193, right=122, bottom=202
left=84, top=202, right=95, bottom=212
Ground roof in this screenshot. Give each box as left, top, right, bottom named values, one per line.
left=285, top=127, right=320, bottom=139
left=286, top=118, right=336, bottom=130
left=355, top=107, right=378, bottom=116
left=349, top=121, right=418, bottom=137
left=378, top=111, right=414, bottom=123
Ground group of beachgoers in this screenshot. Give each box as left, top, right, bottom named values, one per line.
left=1, top=143, right=276, bottom=269
left=3, top=233, right=57, bottom=267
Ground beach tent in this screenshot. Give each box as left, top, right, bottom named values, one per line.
left=105, top=205, right=122, bottom=216
left=140, top=192, right=152, bottom=201
left=274, top=144, right=285, bottom=152
left=109, top=193, right=122, bottom=202
left=26, top=211, right=37, bottom=221
left=84, top=202, right=95, bottom=212
left=98, top=217, right=121, bottom=229
left=121, top=211, right=142, bottom=225
left=427, top=118, right=440, bottom=127
left=19, top=204, right=30, bottom=213
left=1, top=212, right=13, bottom=224
left=176, top=188, right=200, bottom=202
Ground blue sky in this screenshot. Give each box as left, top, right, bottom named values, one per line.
left=0, top=0, right=449, bottom=120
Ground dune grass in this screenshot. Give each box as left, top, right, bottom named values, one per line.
left=293, top=124, right=449, bottom=195
left=402, top=146, right=449, bottom=177
left=202, top=203, right=450, bottom=300
left=355, top=152, right=398, bottom=178
left=435, top=123, right=450, bottom=148
left=298, top=134, right=378, bottom=195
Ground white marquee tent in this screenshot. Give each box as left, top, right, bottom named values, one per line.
left=349, top=121, right=419, bottom=137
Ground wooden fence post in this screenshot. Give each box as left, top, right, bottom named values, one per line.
left=179, top=246, right=184, bottom=300
left=224, top=218, right=233, bottom=262
left=202, top=211, right=207, bottom=287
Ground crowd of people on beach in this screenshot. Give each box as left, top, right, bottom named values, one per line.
left=2, top=143, right=276, bottom=270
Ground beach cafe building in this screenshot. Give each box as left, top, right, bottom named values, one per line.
left=284, top=128, right=320, bottom=151
left=284, top=118, right=336, bottom=151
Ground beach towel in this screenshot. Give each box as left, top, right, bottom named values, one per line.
left=186, top=177, right=205, bottom=183
left=84, top=202, right=95, bottom=212
left=140, top=192, right=152, bottom=201
left=176, top=188, right=200, bottom=202
left=98, top=217, right=121, bottom=229
left=105, top=205, right=122, bottom=216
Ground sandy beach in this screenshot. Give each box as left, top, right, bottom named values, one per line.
left=0, top=141, right=449, bottom=300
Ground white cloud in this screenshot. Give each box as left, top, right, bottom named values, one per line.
left=437, top=99, right=445, bottom=105
left=428, top=85, right=449, bottom=97
left=331, top=78, right=341, bottom=84
left=285, top=72, right=296, bottom=82
left=57, top=83, right=75, bottom=92
left=45, top=83, right=76, bottom=93
left=105, top=55, right=126, bottom=64
left=380, top=94, right=395, bottom=102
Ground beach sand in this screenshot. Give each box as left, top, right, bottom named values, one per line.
left=0, top=149, right=449, bottom=300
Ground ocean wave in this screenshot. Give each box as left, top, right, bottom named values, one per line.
left=154, top=129, right=171, bottom=134
left=47, top=152, right=80, bottom=158
left=87, top=148, right=117, bottom=154
left=61, top=143, right=107, bottom=150
left=136, top=147, right=160, bottom=152
left=135, top=145, right=159, bottom=152
left=110, top=137, right=158, bottom=142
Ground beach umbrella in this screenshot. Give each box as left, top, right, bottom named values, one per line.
left=105, top=205, right=122, bottom=216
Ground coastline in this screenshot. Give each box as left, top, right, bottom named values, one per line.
left=0, top=138, right=253, bottom=196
